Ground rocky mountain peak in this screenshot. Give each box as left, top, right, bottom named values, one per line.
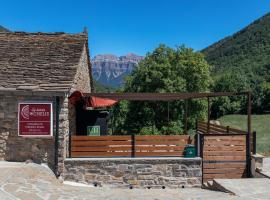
left=92, top=53, right=144, bottom=87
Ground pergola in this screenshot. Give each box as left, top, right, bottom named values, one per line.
left=83, top=91, right=252, bottom=137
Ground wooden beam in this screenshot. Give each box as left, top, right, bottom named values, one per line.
left=82, top=92, right=247, bottom=101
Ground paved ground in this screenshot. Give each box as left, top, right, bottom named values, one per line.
left=261, top=157, right=270, bottom=177
left=0, top=161, right=269, bottom=200
left=212, top=178, right=270, bottom=198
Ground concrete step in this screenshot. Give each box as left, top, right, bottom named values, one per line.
left=211, top=178, right=270, bottom=196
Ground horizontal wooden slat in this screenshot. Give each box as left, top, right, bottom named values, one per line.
left=72, top=135, right=132, bottom=141
left=203, top=155, right=246, bottom=161
left=135, top=140, right=187, bottom=145
left=135, top=135, right=189, bottom=140
left=72, top=146, right=132, bottom=152
left=203, top=146, right=246, bottom=151
left=135, top=146, right=185, bottom=151
left=71, top=151, right=132, bottom=157
left=72, top=141, right=132, bottom=147
left=203, top=162, right=246, bottom=169
left=203, top=168, right=246, bottom=174
left=204, top=135, right=245, bottom=140
left=203, top=173, right=246, bottom=179
left=203, top=151, right=246, bottom=156
left=135, top=152, right=183, bottom=157
left=204, top=142, right=246, bottom=146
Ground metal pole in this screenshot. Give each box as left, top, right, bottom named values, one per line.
left=195, top=133, right=201, bottom=157
left=253, top=131, right=257, bottom=155
left=167, top=101, right=170, bottom=124
left=247, top=91, right=252, bottom=139
left=184, top=99, right=188, bottom=134
left=207, top=97, right=210, bottom=133
left=54, top=96, right=60, bottom=176
left=247, top=91, right=252, bottom=177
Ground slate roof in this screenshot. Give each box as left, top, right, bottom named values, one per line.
left=0, top=32, right=88, bottom=92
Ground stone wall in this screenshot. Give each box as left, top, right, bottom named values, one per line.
left=68, top=44, right=93, bottom=146
left=71, top=45, right=92, bottom=94
left=57, top=97, right=70, bottom=174
left=63, top=157, right=202, bottom=188
left=0, top=94, right=70, bottom=172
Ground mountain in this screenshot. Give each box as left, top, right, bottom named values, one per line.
left=92, top=53, right=144, bottom=87
left=202, top=12, right=270, bottom=76
left=0, top=25, right=9, bottom=32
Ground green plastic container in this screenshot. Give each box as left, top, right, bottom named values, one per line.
left=184, top=144, right=196, bottom=158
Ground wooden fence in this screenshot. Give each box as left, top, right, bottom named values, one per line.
left=71, top=135, right=192, bottom=158
left=202, top=134, right=247, bottom=182
left=196, top=121, right=250, bottom=182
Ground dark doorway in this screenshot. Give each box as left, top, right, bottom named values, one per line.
left=76, top=102, right=109, bottom=135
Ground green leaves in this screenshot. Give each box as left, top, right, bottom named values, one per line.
left=111, top=44, right=211, bottom=135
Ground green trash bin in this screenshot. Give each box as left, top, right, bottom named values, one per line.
left=184, top=144, right=196, bottom=158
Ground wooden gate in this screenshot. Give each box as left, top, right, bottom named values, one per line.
left=201, top=134, right=248, bottom=182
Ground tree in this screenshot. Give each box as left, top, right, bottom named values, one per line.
left=112, top=45, right=212, bottom=135
left=211, top=72, right=250, bottom=118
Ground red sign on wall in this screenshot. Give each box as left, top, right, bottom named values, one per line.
left=18, top=102, right=53, bottom=136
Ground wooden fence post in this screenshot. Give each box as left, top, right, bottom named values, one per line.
left=132, top=134, right=135, bottom=158
left=226, top=126, right=230, bottom=133
left=246, top=133, right=251, bottom=177
left=253, top=131, right=257, bottom=155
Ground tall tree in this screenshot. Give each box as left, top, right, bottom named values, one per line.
left=112, top=45, right=212, bottom=135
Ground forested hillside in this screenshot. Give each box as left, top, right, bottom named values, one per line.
left=93, top=79, right=115, bottom=92
left=0, top=25, right=9, bottom=32
left=203, top=12, right=270, bottom=115
left=203, top=13, right=270, bottom=76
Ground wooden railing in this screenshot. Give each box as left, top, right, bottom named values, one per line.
left=197, top=121, right=247, bottom=135
left=71, top=135, right=192, bottom=158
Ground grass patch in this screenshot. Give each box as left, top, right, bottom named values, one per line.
left=218, top=114, right=270, bottom=155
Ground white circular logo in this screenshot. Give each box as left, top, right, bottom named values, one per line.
left=21, top=105, right=29, bottom=120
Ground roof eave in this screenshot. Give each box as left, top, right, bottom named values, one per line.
left=0, top=89, right=67, bottom=97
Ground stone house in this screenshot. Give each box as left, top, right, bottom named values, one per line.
left=0, top=31, right=203, bottom=188
left=0, top=31, right=92, bottom=175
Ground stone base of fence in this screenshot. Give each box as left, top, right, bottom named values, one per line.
left=62, top=157, right=202, bottom=188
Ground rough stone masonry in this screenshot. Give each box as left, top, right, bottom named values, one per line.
left=63, top=157, right=202, bottom=188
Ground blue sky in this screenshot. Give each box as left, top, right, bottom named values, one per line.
left=1, top=0, right=270, bottom=57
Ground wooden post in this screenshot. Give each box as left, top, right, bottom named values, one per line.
left=247, top=91, right=252, bottom=139
left=167, top=101, right=170, bottom=124
left=253, top=131, right=257, bottom=155
left=184, top=99, right=188, bottom=134
left=247, top=91, right=252, bottom=177
left=132, top=134, right=135, bottom=158
left=226, top=126, right=230, bottom=133
left=207, top=97, right=210, bottom=133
